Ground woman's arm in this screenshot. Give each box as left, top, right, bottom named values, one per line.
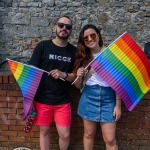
left=74, top=76, right=83, bottom=89
left=113, top=93, right=122, bottom=121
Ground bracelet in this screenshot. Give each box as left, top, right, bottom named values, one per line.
left=63, top=72, right=68, bottom=80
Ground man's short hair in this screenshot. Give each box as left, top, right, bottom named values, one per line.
left=56, top=15, right=72, bottom=24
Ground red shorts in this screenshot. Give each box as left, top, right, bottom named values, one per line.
left=34, top=101, right=71, bottom=126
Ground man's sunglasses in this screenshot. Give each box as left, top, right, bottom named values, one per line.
left=57, top=22, right=72, bottom=30
left=83, top=33, right=97, bottom=42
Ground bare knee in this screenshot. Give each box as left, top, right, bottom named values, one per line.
left=84, top=129, right=96, bottom=139
left=59, top=132, right=70, bottom=141
left=40, top=127, right=50, bottom=136
left=104, top=137, right=116, bottom=146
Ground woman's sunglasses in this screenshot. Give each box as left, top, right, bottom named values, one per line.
left=83, top=33, right=97, bottom=42
left=57, top=22, right=72, bottom=30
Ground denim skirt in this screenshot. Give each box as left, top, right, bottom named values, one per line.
left=77, top=84, right=116, bottom=122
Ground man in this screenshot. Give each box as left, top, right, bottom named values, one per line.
left=29, top=16, right=76, bottom=150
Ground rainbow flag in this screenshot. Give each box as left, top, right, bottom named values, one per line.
left=7, top=59, right=44, bottom=120
left=90, top=32, right=150, bottom=111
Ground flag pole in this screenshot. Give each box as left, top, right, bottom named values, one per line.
left=6, top=58, right=65, bottom=81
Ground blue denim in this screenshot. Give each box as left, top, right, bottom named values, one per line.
left=77, top=84, right=116, bottom=122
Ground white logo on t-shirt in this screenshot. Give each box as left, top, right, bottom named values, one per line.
left=49, top=54, right=71, bottom=62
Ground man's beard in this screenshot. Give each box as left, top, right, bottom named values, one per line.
left=56, top=30, right=71, bottom=39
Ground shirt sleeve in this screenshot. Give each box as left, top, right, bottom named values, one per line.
left=29, top=41, right=43, bottom=67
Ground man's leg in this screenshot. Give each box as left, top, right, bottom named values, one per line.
left=56, top=124, right=70, bottom=150
left=40, top=125, right=51, bottom=150
left=34, top=101, right=53, bottom=150
left=54, top=103, right=71, bottom=150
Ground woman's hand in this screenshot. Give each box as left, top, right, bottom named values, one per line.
left=113, top=105, right=121, bottom=121
left=74, top=67, right=87, bottom=89
left=77, top=67, right=87, bottom=78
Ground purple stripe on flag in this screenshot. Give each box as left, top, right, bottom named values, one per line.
left=23, top=70, right=43, bottom=120
left=128, top=104, right=136, bottom=111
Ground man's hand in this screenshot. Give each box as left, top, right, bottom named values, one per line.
left=49, top=69, right=66, bottom=79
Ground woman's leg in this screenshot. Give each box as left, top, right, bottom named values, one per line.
left=100, top=122, right=118, bottom=150
left=40, top=125, right=50, bottom=150
left=83, top=119, right=97, bottom=150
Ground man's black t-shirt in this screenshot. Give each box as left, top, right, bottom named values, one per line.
left=29, top=40, right=76, bottom=105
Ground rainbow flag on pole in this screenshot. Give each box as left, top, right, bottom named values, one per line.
left=6, top=59, right=45, bottom=120
left=90, top=32, right=150, bottom=111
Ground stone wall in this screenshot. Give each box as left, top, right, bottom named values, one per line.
left=0, top=0, right=150, bottom=69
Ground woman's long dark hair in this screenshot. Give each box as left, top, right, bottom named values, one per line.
left=73, top=24, right=103, bottom=73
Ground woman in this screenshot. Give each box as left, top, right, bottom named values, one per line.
left=73, top=24, right=121, bottom=150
